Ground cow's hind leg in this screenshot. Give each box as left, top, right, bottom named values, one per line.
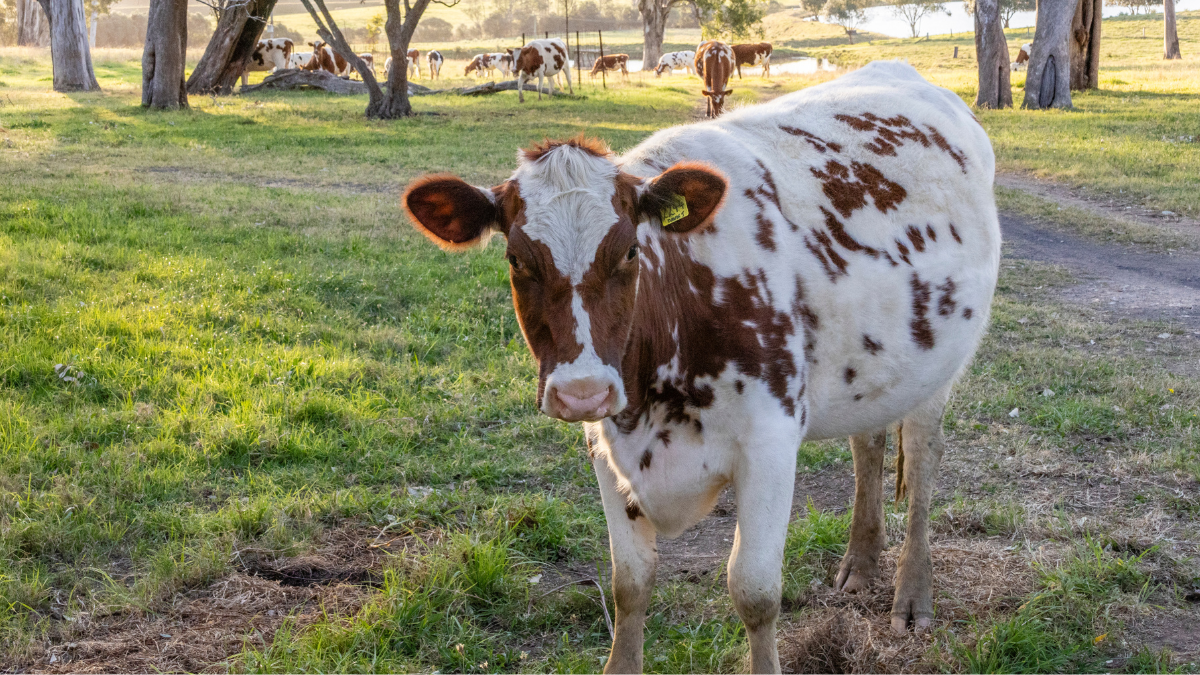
left=592, top=452, right=657, bottom=674
left=890, top=385, right=951, bottom=633
left=729, top=424, right=798, bottom=673
left=835, top=430, right=887, bottom=593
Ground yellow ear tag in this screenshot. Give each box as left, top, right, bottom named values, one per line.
left=660, top=194, right=689, bottom=227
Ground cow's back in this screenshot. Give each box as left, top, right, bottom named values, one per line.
left=620, top=61, right=1000, bottom=439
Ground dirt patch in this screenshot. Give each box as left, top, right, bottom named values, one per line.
left=996, top=172, right=1200, bottom=244
left=780, top=537, right=1042, bottom=673
left=22, top=528, right=403, bottom=674
left=1125, top=603, right=1200, bottom=665
left=1001, top=212, right=1200, bottom=330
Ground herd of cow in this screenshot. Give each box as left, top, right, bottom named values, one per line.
left=241, top=34, right=775, bottom=111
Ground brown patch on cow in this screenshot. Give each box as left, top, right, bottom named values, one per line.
left=754, top=212, right=777, bottom=251
left=853, top=393, right=864, bottom=401
left=639, top=449, right=653, bottom=470
left=810, top=160, right=907, bottom=218
left=894, top=240, right=911, bottom=265
left=962, top=307, right=973, bottom=320
left=576, top=204, right=640, bottom=373
left=735, top=380, right=745, bottom=394
left=780, top=126, right=843, bottom=154
left=805, top=228, right=851, bottom=282
left=949, top=223, right=963, bottom=244
left=656, top=429, right=671, bottom=446
left=926, top=125, right=968, bottom=172
left=936, top=277, right=958, bottom=317
left=792, top=275, right=819, bottom=362
left=925, top=224, right=937, bottom=242
left=836, top=113, right=968, bottom=173
left=820, top=207, right=882, bottom=260
left=909, top=273, right=935, bottom=350
left=515, top=45, right=545, bottom=76
left=744, top=163, right=784, bottom=250
left=862, top=334, right=883, bottom=354
left=626, top=502, right=642, bottom=519
left=522, top=135, right=611, bottom=163
left=905, top=225, right=927, bottom=252
left=844, top=367, right=857, bottom=384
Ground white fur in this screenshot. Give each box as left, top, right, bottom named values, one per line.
left=655, top=50, right=695, bottom=76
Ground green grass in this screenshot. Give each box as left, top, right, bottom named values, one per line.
left=2, top=15, right=1200, bottom=670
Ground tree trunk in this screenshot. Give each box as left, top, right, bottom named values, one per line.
left=17, top=0, right=50, bottom=47
left=974, top=0, right=1012, bottom=109
left=638, top=0, right=668, bottom=72
left=186, top=0, right=277, bottom=95
left=1023, top=0, right=1072, bottom=109
left=1068, top=0, right=1100, bottom=90
left=142, top=0, right=188, bottom=109
left=1164, top=0, right=1181, bottom=59
left=88, top=9, right=96, bottom=48
left=36, top=0, right=100, bottom=91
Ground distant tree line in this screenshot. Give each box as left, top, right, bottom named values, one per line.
left=450, top=0, right=694, bottom=42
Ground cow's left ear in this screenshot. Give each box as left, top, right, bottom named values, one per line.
left=404, top=174, right=514, bottom=250
left=639, top=162, right=727, bottom=234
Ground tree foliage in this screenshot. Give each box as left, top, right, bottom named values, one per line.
left=821, top=0, right=865, bottom=41
left=892, top=0, right=947, bottom=37
left=963, top=0, right=1033, bottom=28
left=696, top=0, right=766, bottom=39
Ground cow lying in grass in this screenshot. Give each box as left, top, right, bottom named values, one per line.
left=402, top=61, right=1000, bottom=673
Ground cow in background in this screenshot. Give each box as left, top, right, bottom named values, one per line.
left=407, top=48, right=420, bottom=78
left=696, top=40, right=734, bottom=117
left=308, top=41, right=350, bottom=76
left=731, top=42, right=772, bottom=78
left=1012, top=43, right=1032, bottom=71
left=515, top=38, right=573, bottom=102
left=241, top=38, right=293, bottom=85
left=350, top=53, right=374, bottom=78
left=590, top=53, right=630, bottom=79
left=655, top=50, right=695, bottom=76
left=427, top=50, right=444, bottom=79
left=289, top=51, right=314, bottom=69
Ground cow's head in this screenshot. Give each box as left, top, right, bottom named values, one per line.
left=703, top=87, right=734, bottom=117
left=403, top=137, right=727, bottom=422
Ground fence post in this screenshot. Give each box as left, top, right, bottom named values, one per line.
left=953, top=46, right=958, bottom=58
left=576, top=30, right=581, bottom=89
left=522, top=33, right=525, bottom=46
left=597, top=29, right=606, bottom=89
left=545, top=31, right=549, bottom=39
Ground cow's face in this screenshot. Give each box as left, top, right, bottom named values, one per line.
left=703, top=87, right=733, bottom=117
left=403, top=138, right=726, bottom=422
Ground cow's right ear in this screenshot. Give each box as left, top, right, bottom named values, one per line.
left=403, top=174, right=507, bottom=250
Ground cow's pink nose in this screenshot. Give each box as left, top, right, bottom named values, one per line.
left=550, top=379, right=617, bottom=421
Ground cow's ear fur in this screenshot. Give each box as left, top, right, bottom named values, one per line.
left=639, top=162, right=727, bottom=234
left=404, top=174, right=506, bottom=251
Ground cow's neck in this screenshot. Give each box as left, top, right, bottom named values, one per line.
left=613, top=233, right=724, bottom=434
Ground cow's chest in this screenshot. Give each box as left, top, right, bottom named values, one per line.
left=593, top=410, right=739, bottom=539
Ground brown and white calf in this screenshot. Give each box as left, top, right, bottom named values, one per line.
left=515, top=38, right=573, bottom=102
left=350, top=53, right=374, bottom=78
left=427, top=49, right=444, bottom=79
left=1012, top=42, right=1032, bottom=71
left=696, top=40, right=734, bottom=117
left=241, top=38, right=293, bottom=85
left=308, top=41, right=350, bottom=76
left=402, top=61, right=1000, bottom=673
left=289, top=51, right=315, bottom=69
left=590, top=53, right=630, bottom=79
left=732, top=41, right=773, bottom=78
left=655, top=50, right=695, bottom=76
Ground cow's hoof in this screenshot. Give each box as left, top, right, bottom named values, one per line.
left=834, top=555, right=878, bottom=593
left=889, top=575, right=934, bottom=633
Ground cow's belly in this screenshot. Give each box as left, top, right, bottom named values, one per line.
left=800, top=253, right=996, bottom=440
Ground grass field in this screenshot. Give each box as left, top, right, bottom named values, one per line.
left=2, top=9, right=1199, bottom=673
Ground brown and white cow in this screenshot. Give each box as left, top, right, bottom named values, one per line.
left=655, top=50, right=695, bottom=77
left=732, top=41, right=773, bottom=78
left=407, top=48, right=420, bottom=78
left=1011, top=42, right=1032, bottom=71
left=241, top=38, right=293, bottom=85
left=590, top=53, right=630, bottom=79
left=350, top=53, right=374, bottom=78
left=308, top=41, right=350, bottom=76
left=515, top=38, right=573, bottom=102
left=289, top=51, right=315, bottom=69
left=427, top=49, right=444, bottom=80
left=696, top=40, right=734, bottom=117
left=402, top=61, right=1000, bottom=673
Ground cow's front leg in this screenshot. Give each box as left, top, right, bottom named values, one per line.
left=730, top=426, right=798, bottom=673
left=891, top=386, right=950, bottom=633
left=593, top=453, right=657, bottom=674
left=836, top=430, right=887, bottom=593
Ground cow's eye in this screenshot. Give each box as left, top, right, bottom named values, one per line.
left=507, top=254, right=522, bottom=271
left=625, top=245, right=638, bottom=262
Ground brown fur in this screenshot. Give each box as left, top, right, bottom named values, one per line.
left=590, top=53, right=630, bottom=78
left=731, top=41, right=772, bottom=78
